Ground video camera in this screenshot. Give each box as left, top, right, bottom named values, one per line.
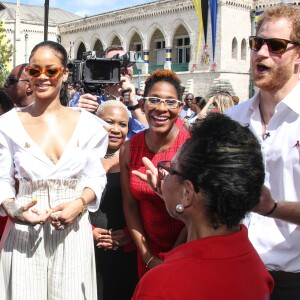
left=67, top=50, right=137, bottom=92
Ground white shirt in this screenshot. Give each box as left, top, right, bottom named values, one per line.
left=0, top=108, right=108, bottom=216
left=226, top=81, right=300, bottom=272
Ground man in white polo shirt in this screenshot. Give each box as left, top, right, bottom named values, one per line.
left=226, top=4, right=300, bottom=300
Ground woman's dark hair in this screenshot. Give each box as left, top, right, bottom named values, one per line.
left=144, top=69, right=182, bottom=100
left=0, top=89, right=14, bottom=113
left=194, top=96, right=206, bottom=110
left=29, top=41, right=68, bottom=105
left=177, top=113, right=264, bottom=229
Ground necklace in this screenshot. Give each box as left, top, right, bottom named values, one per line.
left=104, top=149, right=120, bottom=159
left=49, top=156, right=56, bottom=164
left=258, top=99, right=269, bottom=140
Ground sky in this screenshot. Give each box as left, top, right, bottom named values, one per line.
left=3, top=0, right=157, bottom=17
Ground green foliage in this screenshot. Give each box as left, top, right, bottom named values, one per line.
left=0, top=20, right=14, bottom=87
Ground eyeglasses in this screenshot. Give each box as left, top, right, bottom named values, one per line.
left=157, top=160, right=185, bottom=180
left=5, top=78, right=29, bottom=85
left=143, top=97, right=181, bottom=109
left=249, top=36, right=300, bottom=54
left=25, top=66, right=63, bottom=78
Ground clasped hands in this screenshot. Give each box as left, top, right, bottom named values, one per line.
left=4, top=198, right=84, bottom=230
left=93, top=228, right=132, bottom=251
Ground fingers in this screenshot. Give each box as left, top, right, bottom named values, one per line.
left=22, top=198, right=38, bottom=211
left=51, top=204, right=64, bottom=214
left=96, top=229, right=119, bottom=250
left=78, top=94, right=99, bottom=112
left=50, top=211, right=67, bottom=231
left=142, top=157, right=158, bottom=175
left=131, top=170, right=148, bottom=182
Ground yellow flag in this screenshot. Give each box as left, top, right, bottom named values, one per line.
left=192, top=0, right=203, bottom=66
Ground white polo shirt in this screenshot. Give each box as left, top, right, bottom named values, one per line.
left=226, top=81, right=300, bottom=272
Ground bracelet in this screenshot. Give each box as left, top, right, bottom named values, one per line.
left=145, top=256, right=156, bottom=269
left=127, top=103, right=140, bottom=111
left=264, top=202, right=278, bottom=216
left=77, top=197, right=88, bottom=215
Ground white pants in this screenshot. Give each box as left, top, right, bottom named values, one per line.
left=0, top=179, right=97, bottom=300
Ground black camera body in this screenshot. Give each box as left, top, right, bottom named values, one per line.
left=68, top=50, right=137, bottom=91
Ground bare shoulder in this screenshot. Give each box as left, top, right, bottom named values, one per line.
left=120, top=139, right=130, bottom=167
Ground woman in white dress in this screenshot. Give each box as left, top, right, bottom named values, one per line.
left=0, top=41, right=108, bottom=300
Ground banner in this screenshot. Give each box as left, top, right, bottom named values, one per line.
left=192, top=0, right=203, bottom=67
left=210, top=0, right=218, bottom=62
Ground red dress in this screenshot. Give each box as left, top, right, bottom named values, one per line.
left=129, top=127, right=190, bottom=277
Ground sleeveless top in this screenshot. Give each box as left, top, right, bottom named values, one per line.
left=129, top=127, right=190, bottom=276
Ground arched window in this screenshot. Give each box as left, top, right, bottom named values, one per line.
left=232, top=38, right=237, bottom=59
left=241, top=38, right=247, bottom=60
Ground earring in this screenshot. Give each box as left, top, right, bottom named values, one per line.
left=176, top=204, right=184, bottom=213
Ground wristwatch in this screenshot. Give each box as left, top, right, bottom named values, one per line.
left=127, top=103, right=140, bottom=111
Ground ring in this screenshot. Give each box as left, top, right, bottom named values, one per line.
left=58, top=224, right=65, bottom=230
left=52, top=214, right=59, bottom=221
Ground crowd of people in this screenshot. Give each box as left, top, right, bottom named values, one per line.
left=0, top=3, right=299, bottom=300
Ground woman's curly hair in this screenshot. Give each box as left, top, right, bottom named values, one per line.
left=144, top=69, right=182, bottom=100
left=176, top=113, right=265, bottom=229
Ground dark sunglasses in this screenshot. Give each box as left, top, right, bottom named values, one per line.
left=5, top=78, right=29, bottom=85
left=25, top=66, right=63, bottom=78
left=249, top=36, right=300, bottom=54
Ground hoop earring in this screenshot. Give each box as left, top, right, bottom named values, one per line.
left=176, top=204, right=184, bottom=213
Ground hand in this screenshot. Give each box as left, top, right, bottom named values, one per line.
left=252, top=186, right=276, bottom=215
left=77, top=93, right=99, bottom=112
left=93, top=228, right=114, bottom=249
left=3, top=199, right=51, bottom=226
left=50, top=199, right=83, bottom=230
left=119, top=76, right=137, bottom=106
left=132, top=157, right=163, bottom=198
left=111, top=229, right=132, bottom=247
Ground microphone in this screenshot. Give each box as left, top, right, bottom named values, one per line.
left=264, top=132, right=271, bottom=139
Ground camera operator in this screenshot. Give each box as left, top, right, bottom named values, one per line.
left=69, top=46, right=148, bottom=137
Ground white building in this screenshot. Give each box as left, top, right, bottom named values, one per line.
left=1, top=0, right=299, bottom=100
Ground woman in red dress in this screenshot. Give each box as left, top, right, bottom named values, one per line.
left=120, top=70, right=190, bottom=277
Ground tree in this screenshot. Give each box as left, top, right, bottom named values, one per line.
left=0, top=20, right=14, bottom=87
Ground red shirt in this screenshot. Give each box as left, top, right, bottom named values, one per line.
left=133, top=225, right=274, bottom=299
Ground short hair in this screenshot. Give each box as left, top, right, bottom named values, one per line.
left=96, top=100, right=130, bottom=118
left=144, top=69, right=182, bottom=100
left=256, top=4, right=300, bottom=43
left=102, top=45, right=124, bottom=58
left=184, top=93, right=194, bottom=99
left=176, top=113, right=264, bottom=229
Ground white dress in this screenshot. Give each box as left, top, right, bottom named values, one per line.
left=0, top=108, right=108, bottom=300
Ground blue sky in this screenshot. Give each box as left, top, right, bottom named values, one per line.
left=4, top=0, right=156, bottom=17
